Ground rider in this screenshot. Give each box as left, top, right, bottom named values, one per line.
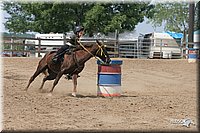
left=52, top=26, right=85, bottom=80
left=52, top=26, right=85, bottom=63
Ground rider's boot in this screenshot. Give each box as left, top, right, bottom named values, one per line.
left=52, top=55, right=59, bottom=63
left=52, top=45, right=69, bottom=63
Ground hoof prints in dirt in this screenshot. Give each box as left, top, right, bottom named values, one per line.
left=3, top=58, right=198, bottom=131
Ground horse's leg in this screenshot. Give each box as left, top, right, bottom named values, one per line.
left=38, top=70, right=48, bottom=91
left=39, top=77, right=47, bottom=91
left=48, top=69, right=65, bottom=96
left=72, top=74, right=78, bottom=97
left=25, top=65, right=48, bottom=91
left=39, top=71, right=57, bottom=91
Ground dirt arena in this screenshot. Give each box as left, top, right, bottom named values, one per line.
left=2, top=57, right=199, bottom=132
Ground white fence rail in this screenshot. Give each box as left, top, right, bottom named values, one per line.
left=2, top=36, right=198, bottom=59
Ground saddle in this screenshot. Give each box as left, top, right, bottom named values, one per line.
left=52, top=45, right=82, bottom=65
left=54, top=49, right=79, bottom=68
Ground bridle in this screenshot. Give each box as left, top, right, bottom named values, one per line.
left=78, top=41, right=108, bottom=64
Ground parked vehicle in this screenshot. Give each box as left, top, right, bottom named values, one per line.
left=1, top=51, right=26, bottom=57
left=141, top=32, right=182, bottom=59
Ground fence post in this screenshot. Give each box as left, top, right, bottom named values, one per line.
left=160, top=39, right=162, bottom=59
left=38, top=38, right=41, bottom=57
left=136, top=39, right=139, bottom=58
left=188, top=3, right=195, bottom=48
left=63, top=33, right=66, bottom=45
left=180, top=45, right=183, bottom=59
left=115, top=29, right=119, bottom=58
left=10, top=37, right=14, bottom=57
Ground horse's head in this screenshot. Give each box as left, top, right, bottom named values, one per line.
left=95, top=40, right=111, bottom=65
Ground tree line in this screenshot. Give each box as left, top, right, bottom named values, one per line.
left=3, top=2, right=153, bottom=36
left=3, top=1, right=200, bottom=37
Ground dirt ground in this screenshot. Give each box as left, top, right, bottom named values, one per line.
left=2, top=57, right=199, bottom=132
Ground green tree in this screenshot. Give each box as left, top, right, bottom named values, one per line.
left=3, top=2, right=30, bottom=33
left=104, top=13, right=127, bottom=33
left=3, top=2, right=91, bottom=33
left=194, top=1, right=200, bottom=30
left=147, top=3, right=189, bottom=42
left=3, top=2, right=153, bottom=36
left=84, top=4, right=106, bottom=36
left=84, top=3, right=152, bottom=36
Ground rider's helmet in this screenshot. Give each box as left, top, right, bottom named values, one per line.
left=74, top=26, right=84, bottom=35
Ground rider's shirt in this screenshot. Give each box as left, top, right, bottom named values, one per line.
left=68, top=34, right=80, bottom=47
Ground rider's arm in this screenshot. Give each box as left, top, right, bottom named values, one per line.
left=69, top=35, right=76, bottom=45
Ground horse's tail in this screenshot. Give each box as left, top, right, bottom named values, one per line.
left=37, top=51, right=54, bottom=66
left=43, top=51, right=55, bottom=59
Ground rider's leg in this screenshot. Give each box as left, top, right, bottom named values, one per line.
left=52, top=45, right=69, bottom=63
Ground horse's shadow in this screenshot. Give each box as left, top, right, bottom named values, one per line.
left=38, top=89, right=138, bottom=98
left=66, top=93, right=138, bottom=98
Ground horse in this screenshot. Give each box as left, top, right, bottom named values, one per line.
left=25, top=40, right=111, bottom=97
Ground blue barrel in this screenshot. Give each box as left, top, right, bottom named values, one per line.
left=97, top=60, right=123, bottom=97
left=188, top=48, right=198, bottom=59
left=188, top=48, right=198, bottom=63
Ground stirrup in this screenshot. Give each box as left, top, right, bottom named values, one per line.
left=52, top=57, right=58, bottom=63
left=66, top=52, right=71, bottom=55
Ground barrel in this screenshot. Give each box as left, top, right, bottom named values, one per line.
left=97, top=60, right=123, bottom=97
left=188, top=48, right=198, bottom=63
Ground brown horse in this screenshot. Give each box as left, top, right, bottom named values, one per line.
left=25, top=40, right=111, bottom=96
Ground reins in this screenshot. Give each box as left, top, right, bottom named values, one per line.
left=78, top=41, right=106, bottom=64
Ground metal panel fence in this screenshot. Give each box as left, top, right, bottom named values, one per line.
left=118, top=38, right=183, bottom=59
left=1, top=36, right=197, bottom=59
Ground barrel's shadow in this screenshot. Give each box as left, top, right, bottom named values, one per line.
left=120, top=94, right=138, bottom=97
left=66, top=93, right=98, bottom=98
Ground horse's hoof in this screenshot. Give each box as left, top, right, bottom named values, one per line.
left=47, top=93, right=53, bottom=96
left=71, top=92, right=76, bottom=97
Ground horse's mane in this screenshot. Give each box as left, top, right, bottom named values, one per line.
left=48, top=41, right=101, bottom=55
left=80, top=43, right=94, bottom=48
left=81, top=40, right=102, bottom=48
left=49, top=51, right=56, bottom=54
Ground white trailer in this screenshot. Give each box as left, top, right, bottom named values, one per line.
left=142, top=32, right=181, bottom=59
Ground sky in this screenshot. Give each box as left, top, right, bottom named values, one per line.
left=135, top=17, right=165, bottom=34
